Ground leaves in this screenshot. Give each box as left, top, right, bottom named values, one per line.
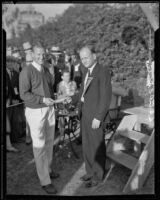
left=7, top=3, right=152, bottom=78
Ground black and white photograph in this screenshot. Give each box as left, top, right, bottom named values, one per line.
left=2, top=1, right=158, bottom=197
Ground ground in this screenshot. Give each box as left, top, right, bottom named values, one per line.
left=6, top=129, right=154, bottom=196
left=6, top=80, right=154, bottom=196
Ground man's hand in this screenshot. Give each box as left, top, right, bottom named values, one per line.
left=12, top=99, right=19, bottom=105
left=92, top=118, right=101, bottom=129
left=6, top=99, right=11, bottom=108
left=43, top=97, right=54, bottom=106
left=64, top=96, right=72, bottom=104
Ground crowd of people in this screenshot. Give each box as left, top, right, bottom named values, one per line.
left=6, top=41, right=129, bottom=194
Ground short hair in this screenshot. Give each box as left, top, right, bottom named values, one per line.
left=79, top=43, right=96, bottom=54
left=62, top=68, right=70, bottom=75
left=33, top=43, right=44, bottom=52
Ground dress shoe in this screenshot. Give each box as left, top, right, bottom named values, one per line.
left=85, top=179, right=99, bottom=188
left=42, top=183, right=57, bottom=194
left=7, top=146, right=19, bottom=153
left=49, top=171, right=60, bottom=179
left=80, top=174, right=92, bottom=182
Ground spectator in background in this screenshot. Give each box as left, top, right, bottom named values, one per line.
left=6, top=67, right=19, bottom=152
left=44, top=53, right=56, bottom=80
left=50, top=46, right=64, bottom=92
left=6, top=46, right=12, bottom=57
left=6, top=56, right=25, bottom=143
left=23, top=42, right=33, bottom=65
left=64, top=49, right=73, bottom=77
left=19, top=44, right=60, bottom=194
left=22, top=42, right=33, bottom=145
left=70, top=49, right=85, bottom=145
left=57, top=69, right=77, bottom=143
left=57, top=68, right=77, bottom=98
left=70, top=49, right=85, bottom=89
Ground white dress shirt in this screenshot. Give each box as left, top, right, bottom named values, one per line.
left=32, top=61, right=43, bottom=72
left=81, top=62, right=97, bottom=102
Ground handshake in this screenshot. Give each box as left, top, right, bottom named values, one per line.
left=43, top=96, right=72, bottom=106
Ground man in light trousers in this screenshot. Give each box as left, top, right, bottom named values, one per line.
left=19, top=44, right=59, bottom=194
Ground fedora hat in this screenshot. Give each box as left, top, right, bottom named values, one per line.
left=23, top=42, right=32, bottom=51
left=50, top=46, right=62, bottom=55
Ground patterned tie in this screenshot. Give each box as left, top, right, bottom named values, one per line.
left=85, top=69, right=91, bottom=89
left=81, top=69, right=92, bottom=101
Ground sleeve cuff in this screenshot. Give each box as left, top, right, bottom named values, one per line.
left=39, top=97, right=44, bottom=104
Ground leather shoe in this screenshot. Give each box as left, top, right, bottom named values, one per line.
left=50, top=171, right=60, bottom=179
left=80, top=174, right=92, bottom=182
left=85, top=179, right=99, bottom=188
left=42, top=183, right=57, bottom=194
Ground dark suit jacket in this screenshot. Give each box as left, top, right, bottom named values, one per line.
left=78, top=63, right=112, bottom=122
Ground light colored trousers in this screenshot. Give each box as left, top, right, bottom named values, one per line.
left=25, top=106, right=55, bottom=186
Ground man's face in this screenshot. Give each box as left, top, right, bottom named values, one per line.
left=62, top=72, right=70, bottom=83
left=33, top=47, right=45, bottom=65
left=80, top=48, right=96, bottom=68
left=71, top=54, right=76, bottom=62
left=55, top=54, right=60, bottom=63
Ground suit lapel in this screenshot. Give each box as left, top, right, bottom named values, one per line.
left=83, top=63, right=99, bottom=96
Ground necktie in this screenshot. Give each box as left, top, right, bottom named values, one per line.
left=81, top=69, right=91, bottom=102
left=85, top=69, right=91, bottom=88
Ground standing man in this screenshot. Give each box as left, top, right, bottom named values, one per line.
left=19, top=44, right=59, bottom=194
left=77, top=45, right=112, bottom=187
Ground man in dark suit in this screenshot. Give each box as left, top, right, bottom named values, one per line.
left=76, top=45, right=112, bottom=187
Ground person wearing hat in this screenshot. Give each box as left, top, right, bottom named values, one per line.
left=50, top=46, right=62, bottom=65
left=50, top=46, right=64, bottom=93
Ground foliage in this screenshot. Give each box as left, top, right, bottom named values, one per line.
left=7, top=3, right=153, bottom=77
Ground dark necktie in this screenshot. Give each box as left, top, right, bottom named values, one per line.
left=85, top=69, right=91, bottom=86
left=81, top=69, right=92, bottom=101
left=83, top=69, right=91, bottom=93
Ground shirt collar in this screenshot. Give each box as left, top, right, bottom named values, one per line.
left=88, top=62, right=97, bottom=74
left=32, top=61, right=43, bottom=72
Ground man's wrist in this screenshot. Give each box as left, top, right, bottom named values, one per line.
left=39, top=97, right=45, bottom=104
left=43, top=97, right=46, bottom=103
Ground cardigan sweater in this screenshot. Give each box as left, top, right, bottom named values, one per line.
left=19, top=64, right=54, bottom=108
